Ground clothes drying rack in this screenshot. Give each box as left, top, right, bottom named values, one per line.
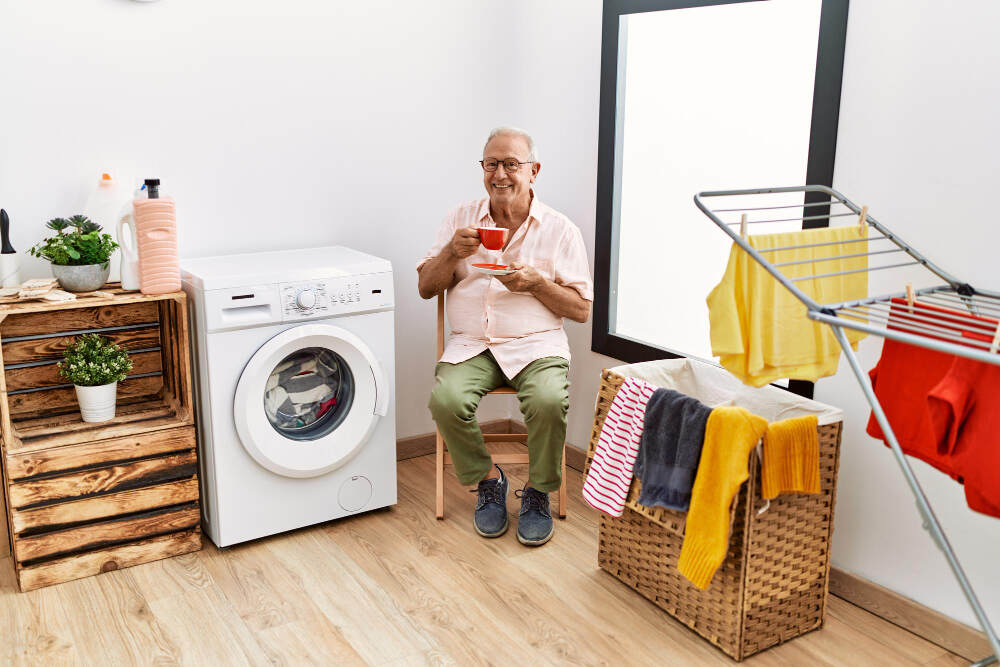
left=694, top=185, right=998, bottom=667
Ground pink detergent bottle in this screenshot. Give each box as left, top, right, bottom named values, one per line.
left=132, top=178, right=181, bottom=294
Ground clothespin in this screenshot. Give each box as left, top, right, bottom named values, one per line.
left=740, top=213, right=748, bottom=239
left=905, top=283, right=915, bottom=310
left=990, top=321, right=1000, bottom=355
left=857, top=205, right=869, bottom=236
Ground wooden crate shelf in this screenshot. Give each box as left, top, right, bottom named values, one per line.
left=0, top=287, right=202, bottom=591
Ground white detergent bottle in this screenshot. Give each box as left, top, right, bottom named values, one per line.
left=116, top=184, right=145, bottom=291
left=82, top=173, right=131, bottom=283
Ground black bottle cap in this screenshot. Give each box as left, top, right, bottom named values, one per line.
left=144, top=178, right=161, bottom=199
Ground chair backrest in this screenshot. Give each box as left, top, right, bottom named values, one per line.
left=436, top=293, right=445, bottom=357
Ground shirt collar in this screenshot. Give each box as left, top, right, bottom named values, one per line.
left=478, top=190, right=543, bottom=224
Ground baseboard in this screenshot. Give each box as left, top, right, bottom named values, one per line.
left=396, top=419, right=589, bottom=473
left=829, top=567, right=993, bottom=661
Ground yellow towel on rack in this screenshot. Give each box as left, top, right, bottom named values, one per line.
left=678, top=406, right=767, bottom=590
left=761, top=415, right=820, bottom=500
left=706, top=226, right=868, bottom=387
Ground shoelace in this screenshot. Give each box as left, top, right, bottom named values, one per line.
left=515, top=488, right=549, bottom=514
left=471, top=478, right=504, bottom=505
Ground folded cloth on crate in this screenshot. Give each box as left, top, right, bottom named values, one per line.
left=761, top=415, right=820, bottom=500
left=634, top=388, right=712, bottom=512
left=582, top=376, right=655, bottom=517
left=678, top=406, right=768, bottom=590
left=706, top=226, right=868, bottom=387
left=866, top=298, right=1000, bottom=518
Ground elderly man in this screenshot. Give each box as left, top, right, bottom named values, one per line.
left=417, top=127, right=593, bottom=546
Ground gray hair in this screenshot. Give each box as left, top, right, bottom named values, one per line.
left=484, top=126, right=539, bottom=162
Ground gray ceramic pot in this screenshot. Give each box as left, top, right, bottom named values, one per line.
left=51, top=263, right=110, bottom=292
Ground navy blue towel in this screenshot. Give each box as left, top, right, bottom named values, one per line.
left=633, top=388, right=712, bottom=511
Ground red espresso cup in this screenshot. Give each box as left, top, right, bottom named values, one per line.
left=478, top=226, right=508, bottom=251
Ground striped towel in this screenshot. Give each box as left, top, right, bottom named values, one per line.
left=583, top=377, right=656, bottom=516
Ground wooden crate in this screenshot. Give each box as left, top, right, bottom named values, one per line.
left=0, top=287, right=202, bottom=591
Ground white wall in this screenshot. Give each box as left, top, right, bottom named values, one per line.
left=3, top=0, right=997, bottom=630
left=516, top=0, right=1000, bottom=630
left=821, top=0, right=1000, bottom=630
left=0, top=0, right=520, bottom=436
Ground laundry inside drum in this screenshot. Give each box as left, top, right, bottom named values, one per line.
left=263, top=347, right=355, bottom=441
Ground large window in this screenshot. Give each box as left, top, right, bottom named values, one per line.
left=592, top=0, right=849, bottom=371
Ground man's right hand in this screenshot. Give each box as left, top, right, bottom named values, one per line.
left=448, top=227, right=482, bottom=259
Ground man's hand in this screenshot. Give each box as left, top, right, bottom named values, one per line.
left=449, top=227, right=481, bottom=259
left=495, top=262, right=545, bottom=294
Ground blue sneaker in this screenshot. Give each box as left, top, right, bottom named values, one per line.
left=516, top=486, right=553, bottom=546
left=471, top=465, right=508, bottom=538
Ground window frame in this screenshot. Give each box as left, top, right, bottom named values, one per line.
left=591, top=0, right=850, bottom=397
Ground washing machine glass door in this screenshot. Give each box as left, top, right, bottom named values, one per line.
left=234, top=323, right=387, bottom=478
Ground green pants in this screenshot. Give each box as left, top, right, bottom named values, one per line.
left=428, top=351, right=569, bottom=492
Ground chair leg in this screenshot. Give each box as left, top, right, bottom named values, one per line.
left=558, top=445, right=567, bottom=519
left=436, top=430, right=445, bottom=520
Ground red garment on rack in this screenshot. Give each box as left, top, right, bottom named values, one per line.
left=866, top=297, right=1000, bottom=518
left=927, top=358, right=1000, bottom=518
left=866, top=339, right=958, bottom=477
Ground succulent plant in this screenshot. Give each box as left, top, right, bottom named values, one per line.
left=30, top=214, right=118, bottom=266
left=67, top=214, right=102, bottom=233
left=45, top=218, right=70, bottom=232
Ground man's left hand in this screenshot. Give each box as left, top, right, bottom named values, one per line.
left=496, top=262, right=545, bottom=294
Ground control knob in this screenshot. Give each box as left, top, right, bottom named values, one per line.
left=296, top=289, right=316, bottom=310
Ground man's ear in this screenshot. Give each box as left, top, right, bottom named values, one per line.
left=530, top=162, right=541, bottom=183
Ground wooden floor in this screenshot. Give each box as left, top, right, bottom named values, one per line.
left=0, top=446, right=968, bottom=666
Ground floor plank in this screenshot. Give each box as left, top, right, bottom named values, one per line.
left=0, top=450, right=970, bottom=665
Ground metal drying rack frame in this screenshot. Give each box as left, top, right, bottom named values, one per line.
left=694, top=185, right=998, bottom=667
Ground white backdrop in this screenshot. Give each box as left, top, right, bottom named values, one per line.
left=1, top=0, right=998, bottom=630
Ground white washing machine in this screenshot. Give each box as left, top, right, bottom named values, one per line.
left=181, top=246, right=396, bottom=547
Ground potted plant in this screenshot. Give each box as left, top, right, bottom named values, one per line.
left=28, top=215, right=120, bottom=292
left=58, top=334, right=133, bottom=422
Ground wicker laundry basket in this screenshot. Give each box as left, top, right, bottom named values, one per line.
left=585, top=361, right=843, bottom=661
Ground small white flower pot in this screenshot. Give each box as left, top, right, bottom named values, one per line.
left=74, top=381, right=118, bottom=423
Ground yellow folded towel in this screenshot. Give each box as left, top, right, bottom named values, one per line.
left=678, top=406, right=768, bottom=590
left=706, top=226, right=868, bottom=387
left=761, top=415, right=821, bottom=500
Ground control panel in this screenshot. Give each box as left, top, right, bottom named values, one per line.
left=279, top=274, right=390, bottom=321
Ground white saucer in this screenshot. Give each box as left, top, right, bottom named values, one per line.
left=471, top=263, right=516, bottom=276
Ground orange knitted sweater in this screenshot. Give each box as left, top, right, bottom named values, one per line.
left=677, top=406, right=767, bottom=590
left=761, top=415, right=820, bottom=500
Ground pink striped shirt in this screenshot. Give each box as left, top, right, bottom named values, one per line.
left=418, top=194, right=593, bottom=379
left=583, top=377, right=657, bottom=516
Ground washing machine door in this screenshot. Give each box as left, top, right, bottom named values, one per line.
left=234, top=323, right=388, bottom=478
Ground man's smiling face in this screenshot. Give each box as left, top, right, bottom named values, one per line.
left=482, top=133, right=539, bottom=210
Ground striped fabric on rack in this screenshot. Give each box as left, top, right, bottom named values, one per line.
left=583, top=377, right=656, bottom=516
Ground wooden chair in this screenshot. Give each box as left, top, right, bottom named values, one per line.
left=435, top=293, right=567, bottom=520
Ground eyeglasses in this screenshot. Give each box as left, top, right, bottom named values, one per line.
left=480, top=157, right=534, bottom=172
